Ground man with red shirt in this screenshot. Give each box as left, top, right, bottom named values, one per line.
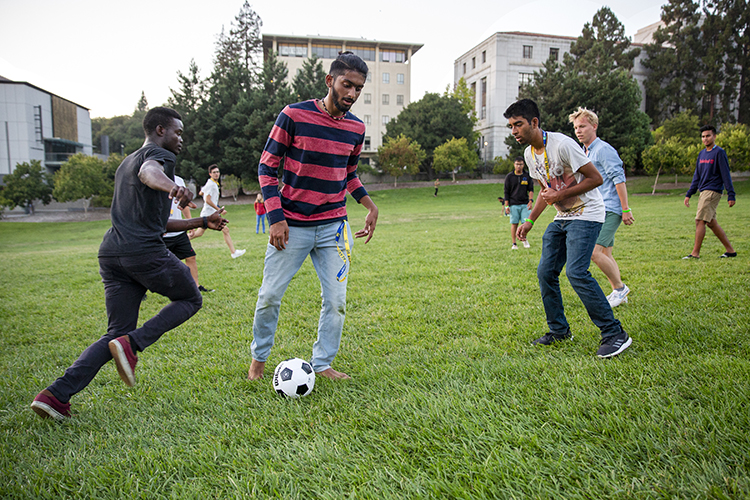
left=247, top=52, right=378, bottom=381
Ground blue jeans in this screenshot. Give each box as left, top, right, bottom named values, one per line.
left=537, top=220, right=622, bottom=338
left=256, top=214, right=266, bottom=233
left=48, top=248, right=202, bottom=403
left=251, top=221, right=351, bottom=372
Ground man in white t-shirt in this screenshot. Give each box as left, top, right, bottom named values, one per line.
left=505, top=99, right=631, bottom=358
left=189, top=164, right=245, bottom=259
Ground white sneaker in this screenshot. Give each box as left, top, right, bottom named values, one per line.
left=608, top=284, right=630, bottom=308
left=511, top=244, right=518, bottom=250
left=231, top=249, right=246, bottom=259
left=522, top=240, right=531, bottom=248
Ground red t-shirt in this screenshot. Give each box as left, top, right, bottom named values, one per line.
left=254, top=202, right=267, bottom=215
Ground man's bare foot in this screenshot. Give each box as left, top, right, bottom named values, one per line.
left=316, top=368, right=351, bottom=380
left=247, top=360, right=265, bottom=380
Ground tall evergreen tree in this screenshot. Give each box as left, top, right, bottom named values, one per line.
left=293, top=55, right=328, bottom=102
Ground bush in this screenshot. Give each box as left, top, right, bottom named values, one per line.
left=221, top=174, right=241, bottom=201
left=493, top=156, right=515, bottom=175
left=241, top=176, right=261, bottom=196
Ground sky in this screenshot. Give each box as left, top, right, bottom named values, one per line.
left=0, top=0, right=664, bottom=119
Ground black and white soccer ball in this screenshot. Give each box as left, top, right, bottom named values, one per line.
left=273, top=358, right=315, bottom=398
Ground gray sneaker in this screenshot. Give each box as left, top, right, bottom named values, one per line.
left=608, top=284, right=630, bottom=308
left=532, top=330, right=573, bottom=345
left=597, top=330, right=632, bottom=358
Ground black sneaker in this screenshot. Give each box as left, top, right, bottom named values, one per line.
left=720, top=252, right=737, bottom=258
left=597, top=330, right=632, bottom=358
left=198, top=285, right=215, bottom=293
left=532, top=330, right=573, bottom=345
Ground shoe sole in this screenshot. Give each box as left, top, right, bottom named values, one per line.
left=597, top=336, right=633, bottom=358
left=109, top=340, right=136, bottom=387
left=30, top=401, right=66, bottom=421
left=610, top=294, right=630, bottom=308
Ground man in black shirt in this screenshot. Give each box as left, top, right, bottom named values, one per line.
left=31, top=107, right=227, bottom=420
left=503, top=157, right=535, bottom=249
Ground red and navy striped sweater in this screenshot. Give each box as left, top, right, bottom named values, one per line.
left=259, top=100, right=368, bottom=226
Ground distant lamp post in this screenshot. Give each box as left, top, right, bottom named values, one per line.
left=483, top=141, right=488, bottom=168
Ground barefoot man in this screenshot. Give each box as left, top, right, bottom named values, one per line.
left=247, top=51, right=378, bottom=381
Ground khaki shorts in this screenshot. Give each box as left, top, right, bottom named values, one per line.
left=696, top=190, right=721, bottom=222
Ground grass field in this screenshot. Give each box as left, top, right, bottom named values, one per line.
left=1, top=180, right=749, bottom=499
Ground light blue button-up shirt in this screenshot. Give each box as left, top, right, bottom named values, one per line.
left=585, top=137, right=626, bottom=214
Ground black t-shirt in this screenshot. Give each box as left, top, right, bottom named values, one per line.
left=504, top=171, right=535, bottom=206
left=98, top=144, right=177, bottom=257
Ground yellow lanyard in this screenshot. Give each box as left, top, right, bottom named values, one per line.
left=335, top=221, right=351, bottom=282
left=533, top=130, right=551, bottom=188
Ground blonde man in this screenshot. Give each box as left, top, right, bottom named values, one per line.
left=569, top=107, right=634, bottom=308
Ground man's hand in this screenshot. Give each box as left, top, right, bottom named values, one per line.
left=269, top=220, right=289, bottom=250
left=541, top=187, right=562, bottom=205
left=355, top=206, right=379, bottom=244
left=169, top=184, right=194, bottom=209
left=622, top=211, right=635, bottom=225
left=517, top=221, right=533, bottom=240
left=504, top=206, right=510, bottom=215
left=206, top=212, right=228, bottom=231
left=729, top=200, right=735, bottom=208
left=684, top=197, right=691, bottom=208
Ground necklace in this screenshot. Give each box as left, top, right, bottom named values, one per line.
left=320, top=99, right=345, bottom=121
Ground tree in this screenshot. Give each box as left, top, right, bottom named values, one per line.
left=0, top=160, right=52, bottom=213
left=643, top=0, right=750, bottom=125
left=53, top=154, right=109, bottom=213
left=642, top=137, right=700, bottom=192
left=384, top=93, right=475, bottom=176
left=377, top=134, right=426, bottom=187
left=168, top=59, right=206, bottom=180
left=293, top=55, right=328, bottom=101
left=520, top=7, right=652, bottom=171
left=717, top=123, right=750, bottom=170
left=653, top=111, right=700, bottom=145
left=136, top=91, right=149, bottom=112
left=433, top=137, right=480, bottom=181
left=445, top=77, right=479, bottom=144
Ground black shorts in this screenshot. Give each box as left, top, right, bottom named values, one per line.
left=163, top=232, right=196, bottom=260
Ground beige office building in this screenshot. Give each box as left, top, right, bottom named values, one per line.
left=263, top=34, right=422, bottom=160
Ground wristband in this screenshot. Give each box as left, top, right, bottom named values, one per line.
left=202, top=216, right=208, bottom=229
left=524, top=218, right=534, bottom=225
left=622, top=208, right=632, bottom=213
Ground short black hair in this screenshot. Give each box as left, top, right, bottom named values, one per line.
left=329, top=51, right=368, bottom=80
left=514, top=156, right=524, bottom=163
left=700, top=124, right=717, bottom=135
left=208, top=164, right=219, bottom=173
left=143, top=107, right=182, bottom=136
left=504, top=99, right=540, bottom=125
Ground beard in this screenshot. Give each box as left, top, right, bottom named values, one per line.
left=332, top=87, right=353, bottom=113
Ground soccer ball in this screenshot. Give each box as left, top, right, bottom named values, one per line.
left=273, top=358, right=315, bottom=398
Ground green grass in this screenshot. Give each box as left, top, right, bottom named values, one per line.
left=1, top=181, right=749, bottom=499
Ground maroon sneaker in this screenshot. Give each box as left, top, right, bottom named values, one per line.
left=108, top=335, right=138, bottom=386
left=31, top=390, right=71, bottom=421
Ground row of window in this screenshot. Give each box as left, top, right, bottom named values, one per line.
left=361, top=94, right=405, bottom=106
left=361, top=115, right=393, bottom=127
left=461, top=46, right=560, bottom=74
left=381, top=72, right=405, bottom=84
left=278, top=43, right=406, bottom=63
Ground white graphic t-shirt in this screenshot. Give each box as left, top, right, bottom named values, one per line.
left=524, top=131, right=605, bottom=223
left=200, top=178, right=220, bottom=217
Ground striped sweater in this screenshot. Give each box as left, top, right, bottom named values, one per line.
left=259, top=100, right=368, bottom=226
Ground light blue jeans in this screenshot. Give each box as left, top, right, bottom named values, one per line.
left=251, top=221, right=351, bottom=372
left=256, top=214, right=266, bottom=233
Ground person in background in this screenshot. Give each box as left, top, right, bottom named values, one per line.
left=254, top=193, right=267, bottom=234
left=504, top=156, right=535, bottom=250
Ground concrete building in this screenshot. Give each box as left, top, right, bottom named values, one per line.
left=263, top=34, right=422, bottom=161
left=454, top=32, right=650, bottom=161
left=0, top=76, right=92, bottom=182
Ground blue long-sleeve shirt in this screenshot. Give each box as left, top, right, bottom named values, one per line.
left=686, top=146, right=735, bottom=201
left=586, top=137, right=626, bottom=214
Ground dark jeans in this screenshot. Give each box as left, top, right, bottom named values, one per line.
left=538, top=220, right=622, bottom=338
left=48, top=248, right=202, bottom=403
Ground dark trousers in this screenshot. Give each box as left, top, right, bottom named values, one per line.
left=48, top=248, right=202, bottom=403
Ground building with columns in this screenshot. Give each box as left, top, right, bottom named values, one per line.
left=263, top=34, right=422, bottom=161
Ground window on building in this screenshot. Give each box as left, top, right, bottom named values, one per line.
left=382, top=115, right=390, bottom=125
left=382, top=72, right=390, bottom=84
left=364, top=93, right=372, bottom=104
left=549, top=48, right=559, bottom=61
left=463, top=62, right=466, bottom=74
left=279, top=43, right=308, bottom=57
left=348, top=45, right=375, bottom=61
left=518, top=72, right=534, bottom=93
left=382, top=94, right=390, bottom=105
left=523, top=45, right=533, bottom=59
left=312, top=43, right=341, bottom=59
left=381, top=50, right=406, bottom=63
left=366, top=72, right=372, bottom=83
left=480, top=77, right=487, bottom=120
left=472, top=57, right=476, bottom=69
left=482, top=50, right=487, bottom=63
left=363, top=115, right=371, bottom=125
left=396, top=94, right=404, bottom=106
left=396, top=73, right=404, bottom=85
left=364, top=136, right=371, bottom=150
